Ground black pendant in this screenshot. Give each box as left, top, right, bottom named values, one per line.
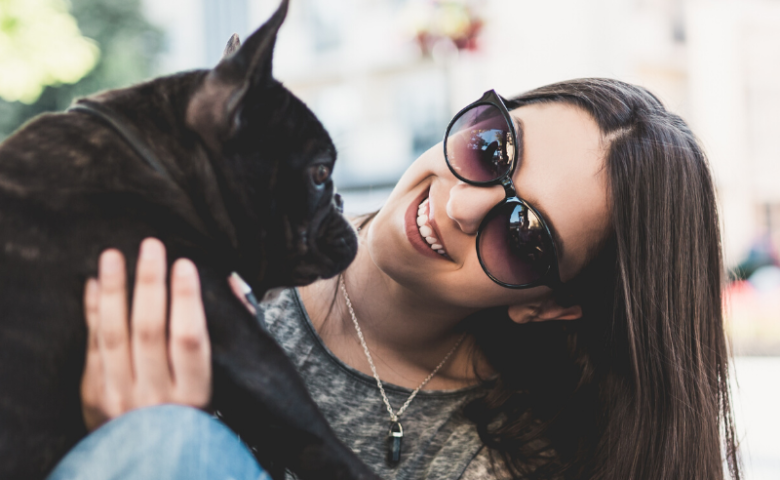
left=387, top=421, right=404, bottom=466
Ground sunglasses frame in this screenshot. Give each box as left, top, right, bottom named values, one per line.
left=443, top=89, right=562, bottom=289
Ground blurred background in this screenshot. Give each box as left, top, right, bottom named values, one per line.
left=1, top=0, right=778, bottom=477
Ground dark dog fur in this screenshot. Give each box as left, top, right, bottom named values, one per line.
left=0, top=1, right=379, bottom=479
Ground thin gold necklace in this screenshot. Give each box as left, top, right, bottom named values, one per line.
left=338, top=275, right=466, bottom=466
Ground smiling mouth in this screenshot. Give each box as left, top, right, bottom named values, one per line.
left=416, top=198, right=448, bottom=256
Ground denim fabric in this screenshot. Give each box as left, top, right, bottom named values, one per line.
left=48, top=405, right=269, bottom=480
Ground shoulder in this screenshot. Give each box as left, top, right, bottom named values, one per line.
left=256, top=287, right=308, bottom=338
left=461, top=439, right=562, bottom=480
left=256, top=288, right=300, bottom=324
left=255, top=288, right=313, bottom=357
left=461, top=447, right=513, bottom=480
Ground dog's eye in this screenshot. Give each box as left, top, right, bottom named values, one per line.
left=311, top=165, right=331, bottom=186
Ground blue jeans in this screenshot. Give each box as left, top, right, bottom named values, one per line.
left=47, top=405, right=269, bottom=480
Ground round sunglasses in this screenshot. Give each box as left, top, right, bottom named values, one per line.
left=443, top=89, right=562, bottom=289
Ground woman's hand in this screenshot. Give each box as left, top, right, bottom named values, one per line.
left=80, top=238, right=212, bottom=432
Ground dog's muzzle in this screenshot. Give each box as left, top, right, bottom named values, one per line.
left=300, top=193, right=357, bottom=279
left=333, top=193, right=344, bottom=214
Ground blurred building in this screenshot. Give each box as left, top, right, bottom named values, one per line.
left=141, top=0, right=780, bottom=269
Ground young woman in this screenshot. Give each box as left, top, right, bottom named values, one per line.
left=51, top=78, right=742, bottom=480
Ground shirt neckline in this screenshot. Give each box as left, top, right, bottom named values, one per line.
left=291, top=287, right=486, bottom=398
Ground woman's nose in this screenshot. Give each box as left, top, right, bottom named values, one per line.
left=446, top=182, right=506, bottom=235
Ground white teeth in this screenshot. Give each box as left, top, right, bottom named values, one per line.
left=417, top=196, right=447, bottom=257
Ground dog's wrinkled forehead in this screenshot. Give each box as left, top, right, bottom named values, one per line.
left=237, top=85, right=336, bottom=172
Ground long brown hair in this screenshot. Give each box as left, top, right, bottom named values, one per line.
left=463, top=78, right=741, bottom=479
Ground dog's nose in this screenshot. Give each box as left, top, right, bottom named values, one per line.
left=333, top=193, right=344, bottom=214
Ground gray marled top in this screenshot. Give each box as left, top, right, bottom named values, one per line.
left=257, top=288, right=510, bottom=480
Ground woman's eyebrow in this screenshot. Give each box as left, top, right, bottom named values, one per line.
left=512, top=115, right=526, bottom=164
left=511, top=115, right=523, bottom=140
left=511, top=116, right=566, bottom=261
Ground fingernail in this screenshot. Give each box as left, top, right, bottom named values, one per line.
left=230, top=272, right=252, bottom=294
left=175, top=259, right=196, bottom=278
left=100, top=250, right=120, bottom=273
left=140, top=238, right=161, bottom=260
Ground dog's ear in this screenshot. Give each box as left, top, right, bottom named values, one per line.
left=223, top=34, right=241, bottom=58
left=186, top=0, right=289, bottom=151
left=214, top=0, right=287, bottom=87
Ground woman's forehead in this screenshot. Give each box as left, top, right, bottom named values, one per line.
left=509, top=102, right=611, bottom=282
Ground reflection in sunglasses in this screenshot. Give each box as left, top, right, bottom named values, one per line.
left=508, top=205, right=547, bottom=264
left=458, top=128, right=512, bottom=171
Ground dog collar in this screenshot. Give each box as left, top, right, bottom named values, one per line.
left=67, top=101, right=174, bottom=183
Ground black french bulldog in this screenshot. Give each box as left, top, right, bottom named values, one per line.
left=0, top=1, right=379, bottom=479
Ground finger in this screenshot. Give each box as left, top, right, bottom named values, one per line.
left=169, top=259, right=211, bottom=408
left=96, top=249, right=133, bottom=417
left=81, top=278, right=107, bottom=431
left=130, top=238, right=172, bottom=405
left=228, top=272, right=256, bottom=314
left=83, top=278, right=102, bottom=392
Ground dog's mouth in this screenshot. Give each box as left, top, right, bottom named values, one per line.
left=294, top=205, right=357, bottom=283
left=309, top=208, right=358, bottom=275
left=265, top=201, right=357, bottom=288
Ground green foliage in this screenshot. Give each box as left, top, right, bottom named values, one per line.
left=0, top=0, right=164, bottom=140
left=0, top=0, right=101, bottom=103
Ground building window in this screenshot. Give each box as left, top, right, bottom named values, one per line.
left=203, top=0, right=249, bottom=66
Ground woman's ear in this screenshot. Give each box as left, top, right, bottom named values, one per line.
left=507, top=296, right=582, bottom=324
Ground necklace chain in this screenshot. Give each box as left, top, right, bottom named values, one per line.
left=339, top=276, right=466, bottom=423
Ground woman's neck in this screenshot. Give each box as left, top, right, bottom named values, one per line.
left=298, top=239, right=494, bottom=390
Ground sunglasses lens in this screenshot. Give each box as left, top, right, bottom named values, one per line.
left=446, top=104, right=514, bottom=183
left=478, top=202, right=554, bottom=286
